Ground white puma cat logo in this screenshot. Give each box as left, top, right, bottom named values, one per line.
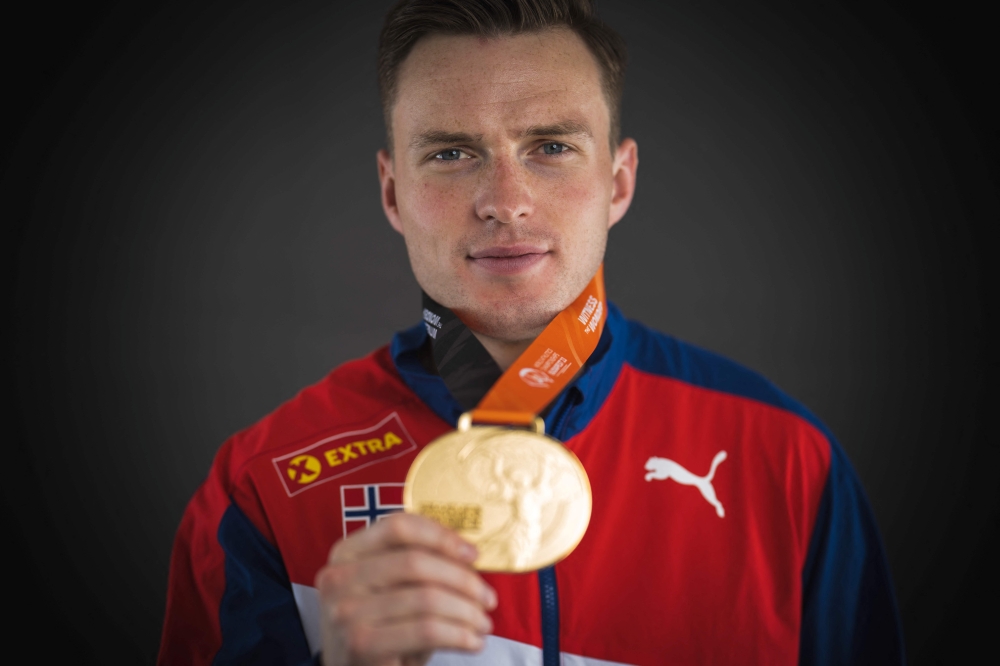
left=644, top=451, right=728, bottom=518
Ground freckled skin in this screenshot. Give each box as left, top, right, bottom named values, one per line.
left=377, top=27, right=638, bottom=363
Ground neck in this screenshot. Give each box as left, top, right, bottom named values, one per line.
left=470, top=331, right=534, bottom=371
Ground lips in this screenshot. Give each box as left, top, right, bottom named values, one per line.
left=468, top=245, right=549, bottom=275
left=468, top=244, right=547, bottom=259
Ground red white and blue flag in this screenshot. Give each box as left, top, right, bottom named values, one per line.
left=340, top=483, right=404, bottom=537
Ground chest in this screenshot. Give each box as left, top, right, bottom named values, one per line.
left=249, top=394, right=817, bottom=665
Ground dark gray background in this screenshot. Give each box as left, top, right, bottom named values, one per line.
left=5, top=1, right=995, bottom=663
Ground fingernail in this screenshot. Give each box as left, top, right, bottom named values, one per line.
left=469, top=633, right=485, bottom=650
left=483, top=586, right=498, bottom=609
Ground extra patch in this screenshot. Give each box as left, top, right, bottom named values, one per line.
left=272, top=412, right=417, bottom=497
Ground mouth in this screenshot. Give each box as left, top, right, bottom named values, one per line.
left=467, top=245, right=549, bottom=275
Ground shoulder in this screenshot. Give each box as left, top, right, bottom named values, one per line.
left=212, top=344, right=423, bottom=493
left=603, top=310, right=836, bottom=490
left=615, top=312, right=832, bottom=443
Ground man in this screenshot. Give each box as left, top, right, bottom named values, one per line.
left=159, top=1, right=903, bottom=664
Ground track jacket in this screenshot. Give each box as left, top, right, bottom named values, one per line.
left=159, top=303, right=904, bottom=665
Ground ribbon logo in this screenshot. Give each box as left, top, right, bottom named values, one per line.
left=519, top=367, right=555, bottom=388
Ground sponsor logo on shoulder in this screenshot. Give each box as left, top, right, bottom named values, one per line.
left=272, top=412, right=417, bottom=497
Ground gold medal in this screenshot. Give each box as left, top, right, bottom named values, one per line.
left=404, top=413, right=592, bottom=572
left=405, top=266, right=606, bottom=572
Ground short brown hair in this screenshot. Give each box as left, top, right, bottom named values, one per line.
left=378, top=0, right=627, bottom=153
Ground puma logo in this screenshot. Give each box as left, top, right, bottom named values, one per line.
left=644, top=451, right=728, bottom=518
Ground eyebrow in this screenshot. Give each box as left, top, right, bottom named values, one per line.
left=408, top=120, right=594, bottom=151
left=409, top=131, right=483, bottom=151
left=520, top=121, right=593, bottom=140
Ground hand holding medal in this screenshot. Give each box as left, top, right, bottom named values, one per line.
left=405, top=267, right=606, bottom=572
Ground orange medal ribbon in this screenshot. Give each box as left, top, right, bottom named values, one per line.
left=469, top=265, right=606, bottom=427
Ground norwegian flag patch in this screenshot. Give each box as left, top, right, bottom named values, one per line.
left=341, top=483, right=404, bottom=537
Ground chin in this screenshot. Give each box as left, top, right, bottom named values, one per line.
left=421, top=260, right=595, bottom=341
left=455, top=296, right=560, bottom=342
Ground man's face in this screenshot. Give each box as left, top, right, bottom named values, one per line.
left=378, top=28, right=637, bottom=342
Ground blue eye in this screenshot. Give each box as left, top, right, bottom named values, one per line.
left=542, top=143, right=567, bottom=155
left=436, top=149, right=463, bottom=160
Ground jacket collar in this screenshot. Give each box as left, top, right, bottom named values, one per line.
left=391, top=302, right=628, bottom=441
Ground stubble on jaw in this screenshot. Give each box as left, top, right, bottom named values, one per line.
left=427, top=233, right=607, bottom=345
left=399, top=207, right=606, bottom=342
left=452, top=290, right=555, bottom=344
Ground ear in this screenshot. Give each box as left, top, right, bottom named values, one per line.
left=377, top=149, right=404, bottom=234
left=607, top=138, right=638, bottom=230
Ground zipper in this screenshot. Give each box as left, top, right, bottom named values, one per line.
left=539, top=390, right=580, bottom=666
left=538, top=566, right=561, bottom=666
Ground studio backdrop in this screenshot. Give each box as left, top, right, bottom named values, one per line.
left=6, top=1, right=994, bottom=663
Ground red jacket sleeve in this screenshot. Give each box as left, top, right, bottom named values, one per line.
left=158, top=436, right=312, bottom=665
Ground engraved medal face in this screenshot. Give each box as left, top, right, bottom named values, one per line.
left=404, top=426, right=592, bottom=572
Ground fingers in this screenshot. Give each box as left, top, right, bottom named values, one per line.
left=350, top=586, right=493, bottom=634
left=324, top=549, right=496, bottom=609
left=330, top=512, right=478, bottom=565
left=370, top=550, right=497, bottom=610
left=341, top=615, right=486, bottom=659
left=318, top=512, right=497, bottom=665
left=320, top=580, right=493, bottom=662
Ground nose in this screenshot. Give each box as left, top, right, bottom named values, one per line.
left=474, top=154, right=534, bottom=224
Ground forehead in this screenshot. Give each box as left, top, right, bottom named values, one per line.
left=392, top=28, right=608, bottom=143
